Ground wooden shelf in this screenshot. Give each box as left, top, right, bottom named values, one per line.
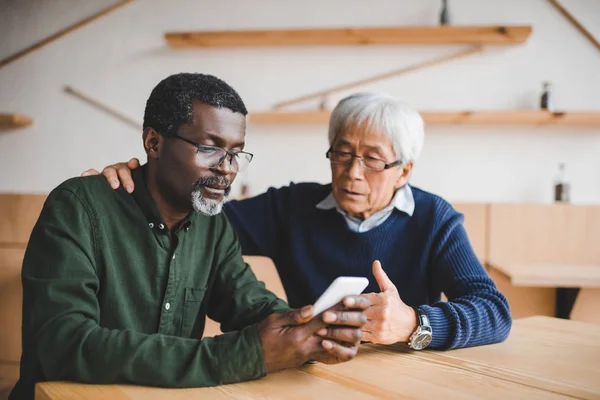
left=0, top=114, right=33, bottom=128
left=249, top=110, right=600, bottom=127
left=165, top=25, right=532, bottom=48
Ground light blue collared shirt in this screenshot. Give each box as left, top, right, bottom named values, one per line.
left=316, top=185, right=415, bottom=233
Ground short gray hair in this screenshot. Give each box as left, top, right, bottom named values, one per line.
left=328, top=92, right=424, bottom=164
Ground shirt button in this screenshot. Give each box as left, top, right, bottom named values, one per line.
left=165, top=302, right=171, bottom=310
left=148, top=223, right=154, bottom=229
left=172, top=255, right=176, bottom=260
left=159, top=223, right=165, bottom=230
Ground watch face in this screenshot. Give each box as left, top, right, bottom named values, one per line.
left=412, top=332, right=432, bottom=350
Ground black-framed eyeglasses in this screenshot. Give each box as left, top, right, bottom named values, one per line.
left=172, top=134, right=254, bottom=173
left=326, top=149, right=402, bottom=172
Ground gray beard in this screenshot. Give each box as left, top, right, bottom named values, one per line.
left=191, top=187, right=227, bottom=216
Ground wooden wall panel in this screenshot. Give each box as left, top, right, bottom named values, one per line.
left=0, top=248, right=25, bottom=365
left=0, top=247, right=25, bottom=400
left=0, top=194, right=46, bottom=397
left=488, top=203, right=600, bottom=265
left=452, top=203, right=488, bottom=263
left=570, top=289, right=600, bottom=324
left=0, top=194, right=46, bottom=245
left=0, top=361, right=19, bottom=400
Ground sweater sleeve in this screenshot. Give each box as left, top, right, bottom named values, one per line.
left=223, top=186, right=291, bottom=259
left=420, top=207, right=512, bottom=350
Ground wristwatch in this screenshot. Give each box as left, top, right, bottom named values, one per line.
left=408, top=307, right=432, bottom=350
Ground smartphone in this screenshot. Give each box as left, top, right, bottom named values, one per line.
left=312, top=276, right=369, bottom=316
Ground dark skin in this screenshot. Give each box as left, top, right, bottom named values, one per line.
left=143, top=100, right=245, bottom=229
left=132, top=100, right=370, bottom=372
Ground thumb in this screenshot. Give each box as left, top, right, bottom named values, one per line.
left=372, top=260, right=395, bottom=292
left=281, top=305, right=314, bottom=326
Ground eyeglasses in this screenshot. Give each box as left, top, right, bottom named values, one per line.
left=171, top=135, right=253, bottom=173
left=326, top=149, right=402, bottom=172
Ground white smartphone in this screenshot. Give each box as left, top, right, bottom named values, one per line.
left=312, top=276, right=369, bottom=316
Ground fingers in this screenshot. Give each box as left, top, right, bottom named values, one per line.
left=117, top=164, right=135, bottom=193
left=127, top=158, right=140, bottom=169
left=322, top=310, right=367, bottom=327
left=317, top=327, right=362, bottom=346
left=81, top=169, right=100, bottom=177
left=343, top=295, right=370, bottom=310
left=101, top=166, right=120, bottom=190
left=100, top=162, right=136, bottom=193
left=372, top=260, right=396, bottom=292
left=321, top=340, right=358, bottom=362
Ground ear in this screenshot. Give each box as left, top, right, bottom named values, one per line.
left=394, top=161, right=413, bottom=190
left=143, top=128, right=161, bottom=159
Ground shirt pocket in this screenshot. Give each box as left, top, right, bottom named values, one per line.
left=181, top=286, right=207, bottom=338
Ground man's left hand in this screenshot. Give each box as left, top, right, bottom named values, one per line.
left=361, top=260, right=418, bottom=345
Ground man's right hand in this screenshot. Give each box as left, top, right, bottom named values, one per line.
left=81, top=158, right=140, bottom=193
left=258, top=296, right=369, bottom=374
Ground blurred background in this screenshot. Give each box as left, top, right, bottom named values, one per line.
left=1, top=1, right=600, bottom=397
left=0, top=0, right=599, bottom=202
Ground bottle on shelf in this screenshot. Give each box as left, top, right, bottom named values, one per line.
left=554, top=163, right=570, bottom=203
left=540, top=81, right=553, bottom=112
left=439, top=0, right=450, bottom=25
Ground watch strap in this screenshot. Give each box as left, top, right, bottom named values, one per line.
left=416, top=307, right=430, bottom=330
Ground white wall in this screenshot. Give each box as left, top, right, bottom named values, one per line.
left=1, top=0, right=599, bottom=203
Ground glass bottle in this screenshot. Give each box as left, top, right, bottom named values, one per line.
left=440, top=0, right=450, bottom=25
left=554, top=163, right=570, bottom=202
left=541, top=82, right=553, bottom=111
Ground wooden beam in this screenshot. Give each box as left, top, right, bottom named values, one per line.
left=549, top=0, right=600, bottom=53
left=249, top=110, right=600, bottom=127
left=64, top=86, right=141, bottom=130
left=165, top=25, right=532, bottom=48
left=0, top=0, right=135, bottom=69
left=0, top=114, right=33, bottom=128
left=273, top=46, right=483, bottom=110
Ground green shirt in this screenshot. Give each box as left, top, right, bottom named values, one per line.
left=10, top=166, right=290, bottom=400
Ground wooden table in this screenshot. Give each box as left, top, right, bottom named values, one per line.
left=488, top=261, right=600, bottom=323
left=36, top=317, right=600, bottom=400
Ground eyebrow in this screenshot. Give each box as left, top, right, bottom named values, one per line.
left=362, top=144, right=386, bottom=153
left=204, top=132, right=245, bottom=149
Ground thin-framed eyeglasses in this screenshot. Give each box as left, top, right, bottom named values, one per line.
left=172, top=134, right=253, bottom=173
left=325, top=148, right=402, bottom=172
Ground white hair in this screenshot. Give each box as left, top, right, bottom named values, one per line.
left=191, top=188, right=226, bottom=216
left=328, top=92, right=424, bottom=164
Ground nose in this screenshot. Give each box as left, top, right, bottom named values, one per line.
left=212, top=153, right=234, bottom=175
left=346, top=156, right=364, bottom=179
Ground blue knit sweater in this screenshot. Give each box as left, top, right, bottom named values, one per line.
left=224, top=183, right=511, bottom=349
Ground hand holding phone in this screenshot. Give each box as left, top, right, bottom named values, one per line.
left=312, top=276, right=369, bottom=316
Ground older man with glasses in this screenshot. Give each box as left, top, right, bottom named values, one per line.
left=85, top=91, right=512, bottom=351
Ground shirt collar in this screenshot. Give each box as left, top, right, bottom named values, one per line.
left=316, top=184, right=415, bottom=217
left=131, top=164, right=193, bottom=233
